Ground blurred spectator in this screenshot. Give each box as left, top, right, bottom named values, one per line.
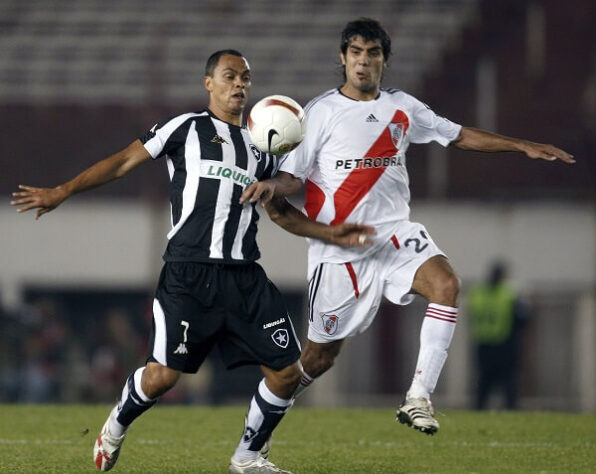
left=18, top=299, right=70, bottom=402
left=88, top=308, right=144, bottom=401
left=467, top=261, right=530, bottom=410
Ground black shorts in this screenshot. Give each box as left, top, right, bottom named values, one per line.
left=147, top=261, right=301, bottom=373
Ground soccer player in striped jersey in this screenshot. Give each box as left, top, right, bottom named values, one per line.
left=11, top=50, right=373, bottom=474
left=241, top=18, right=574, bottom=438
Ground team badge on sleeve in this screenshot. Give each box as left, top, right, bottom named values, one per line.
left=322, top=314, right=339, bottom=335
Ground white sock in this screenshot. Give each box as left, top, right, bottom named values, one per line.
left=293, top=371, right=314, bottom=399
left=107, top=406, right=126, bottom=437
left=407, top=303, right=458, bottom=400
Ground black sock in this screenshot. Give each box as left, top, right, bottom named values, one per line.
left=115, top=367, right=156, bottom=427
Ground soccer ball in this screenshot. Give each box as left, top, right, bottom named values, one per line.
left=247, top=95, right=306, bottom=155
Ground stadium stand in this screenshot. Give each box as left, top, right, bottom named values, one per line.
left=0, top=0, right=477, bottom=103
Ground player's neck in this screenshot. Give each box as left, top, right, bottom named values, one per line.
left=340, top=83, right=380, bottom=102
left=207, top=105, right=243, bottom=127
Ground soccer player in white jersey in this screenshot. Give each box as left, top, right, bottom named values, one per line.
left=11, top=50, right=373, bottom=474
left=241, top=18, right=574, bottom=437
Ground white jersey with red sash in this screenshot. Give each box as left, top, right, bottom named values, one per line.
left=280, top=88, right=462, bottom=279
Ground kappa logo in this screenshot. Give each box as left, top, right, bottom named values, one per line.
left=322, top=314, right=339, bottom=335
left=145, top=123, right=158, bottom=140
left=174, top=321, right=189, bottom=354
left=365, top=113, right=379, bottom=122
left=271, top=328, right=289, bottom=348
left=211, top=134, right=228, bottom=144
left=173, top=343, right=188, bottom=354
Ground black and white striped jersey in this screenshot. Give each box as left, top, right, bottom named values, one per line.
left=141, top=109, right=279, bottom=264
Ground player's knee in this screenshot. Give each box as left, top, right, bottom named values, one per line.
left=263, top=363, right=302, bottom=398
left=275, top=363, right=303, bottom=389
left=432, top=274, right=461, bottom=306
left=143, top=364, right=180, bottom=398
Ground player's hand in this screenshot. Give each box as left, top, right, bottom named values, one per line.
left=10, top=185, right=68, bottom=219
left=240, top=180, right=275, bottom=206
left=523, top=142, right=575, bottom=163
left=328, top=223, right=376, bottom=247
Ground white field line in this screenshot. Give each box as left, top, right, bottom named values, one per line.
left=0, top=438, right=593, bottom=449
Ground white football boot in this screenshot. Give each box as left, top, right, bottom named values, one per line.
left=93, top=411, right=127, bottom=471
left=260, top=434, right=272, bottom=460
left=397, top=397, right=440, bottom=435
left=229, top=455, right=292, bottom=474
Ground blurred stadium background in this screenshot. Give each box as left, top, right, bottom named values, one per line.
left=0, top=0, right=594, bottom=412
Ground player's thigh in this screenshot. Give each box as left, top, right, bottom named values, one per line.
left=220, top=263, right=301, bottom=371
left=150, top=263, right=224, bottom=373
left=383, top=222, right=448, bottom=305
left=308, top=261, right=383, bottom=343
left=142, top=361, right=182, bottom=397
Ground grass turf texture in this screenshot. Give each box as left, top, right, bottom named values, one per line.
left=0, top=405, right=593, bottom=473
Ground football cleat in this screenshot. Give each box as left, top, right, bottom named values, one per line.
left=260, top=434, right=272, bottom=460
left=397, top=397, right=440, bottom=435
left=93, top=415, right=127, bottom=471
left=229, top=455, right=292, bottom=474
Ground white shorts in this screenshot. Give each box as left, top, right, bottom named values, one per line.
left=307, top=221, right=446, bottom=343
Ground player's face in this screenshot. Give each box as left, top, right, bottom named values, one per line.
left=340, top=36, right=386, bottom=100
left=205, top=54, right=252, bottom=125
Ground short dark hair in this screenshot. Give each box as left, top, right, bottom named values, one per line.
left=340, top=18, right=391, bottom=60
left=205, top=49, right=244, bottom=77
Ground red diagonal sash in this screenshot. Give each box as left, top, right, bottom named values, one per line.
left=330, top=110, right=409, bottom=225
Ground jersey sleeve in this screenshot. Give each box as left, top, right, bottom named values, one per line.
left=407, top=98, right=462, bottom=147
left=140, top=113, right=196, bottom=159
left=279, top=101, right=328, bottom=181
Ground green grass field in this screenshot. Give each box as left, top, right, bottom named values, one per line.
left=0, top=405, right=593, bottom=473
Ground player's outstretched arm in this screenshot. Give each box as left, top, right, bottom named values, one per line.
left=452, top=127, right=575, bottom=163
left=239, top=171, right=303, bottom=206
left=11, top=139, right=151, bottom=219
left=265, top=196, right=375, bottom=247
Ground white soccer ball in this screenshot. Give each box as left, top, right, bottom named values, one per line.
left=247, top=95, right=306, bottom=155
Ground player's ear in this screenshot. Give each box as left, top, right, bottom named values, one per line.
left=339, top=52, right=346, bottom=66
left=204, top=75, right=212, bottom=92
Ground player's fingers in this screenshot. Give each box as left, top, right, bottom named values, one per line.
left=259, top=188, right=274, bottom=206
left=18, top=184, right=41, bottom=192
left=12, top=191, right=32, bottom=197
left=554, top=151, right=575, bottom=163
left=16, top=203, right=39, bottom=213
left=250, top=190, right=264, bottom=203
left=239, top=183, right=257, bottom=204
left=341, top=223, right=376, bottom=235
left=10, top=197, right=33, bottom=206
left=356, top=234, right=373, bottom=246
left=358, top=224, right=376, bottom=235
left=534, top=146, right=575, bottom=163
